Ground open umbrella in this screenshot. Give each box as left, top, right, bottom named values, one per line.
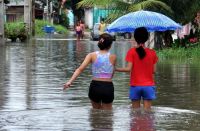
left=106, top=10, right=182, bottom=32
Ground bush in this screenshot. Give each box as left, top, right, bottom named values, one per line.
left=5, top=22, right=27, bottom=42
left=5, top=20, right=68, bottom=40
left=157, top=43, right=200, bottom=60
left=55, top=25, right=68, bottom=34
left=35, top=19, right=51, bottom=36
left=35, top=19, right=68, bottom=36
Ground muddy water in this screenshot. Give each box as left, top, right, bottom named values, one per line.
left=0, top=39, right=200, bottom=130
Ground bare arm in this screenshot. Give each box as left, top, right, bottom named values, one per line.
left=110, top=54, right=117, bottom=77
left=115, top=62, right=132, bottom=72
left=63, top=53, right=92, bottom=90
left=153, top=64, right=157, bottom=74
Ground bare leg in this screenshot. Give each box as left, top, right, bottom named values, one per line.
left=91, top=100, right=101, bottom=109
left=131, top=100, right=141, bottom=109
left=81, top=32, right=84, bottom=39
left=143, top=100, right=152, bottom=110
left=77, top=35, right=80, bottom=40
left=101, top=103, right=112, bottom=110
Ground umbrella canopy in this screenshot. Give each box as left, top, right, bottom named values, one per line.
left=106, top=10, right=182, bottom=32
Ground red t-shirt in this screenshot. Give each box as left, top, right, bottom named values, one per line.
left=126, top=48, right=158, bottom=86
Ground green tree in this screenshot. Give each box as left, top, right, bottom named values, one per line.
left=77, top=0, right=172, bottom=22
left=161, top=0, right=200, bottom=24
left=61, top=0, right=84, bottom=25
left=159, top=0, right=200, bottom=47
left=71, top=0, right=84, bottom=22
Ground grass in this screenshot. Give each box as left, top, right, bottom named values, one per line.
left=157, top=43, right=200, bottom=61
left=35, top=19, right=68, bottom=36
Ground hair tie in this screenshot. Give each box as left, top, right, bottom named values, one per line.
left=99, top=38, right=104, bottom=44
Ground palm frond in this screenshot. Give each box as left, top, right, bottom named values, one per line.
left=77, top=0, right=115, bottom=8
left=110, top=0, right=131, bottom=12
left=128, top=0, right=173, bottom=14
left=105, top=10, right=127, bottom=23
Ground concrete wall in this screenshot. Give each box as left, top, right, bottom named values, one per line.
left=84, top=8, right=93, bottom=29
left=0, top=0, right=4, bottom=44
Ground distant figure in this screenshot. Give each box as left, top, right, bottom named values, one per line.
left=116, top=27, right=158, bottom=110
left=80, top=20, right=85, bottom=39
left=75, top=22, right=82, bottom=40
left=63, top=33, right=116, bottom=110
left=99, top=19, right=106, bottom=35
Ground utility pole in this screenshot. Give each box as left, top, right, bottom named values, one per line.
left=46, top=0, right=52, bottom=23
left=24, top=0, right=35, bottom=37
left=24, top=0, right=34, bottom=37
left=32, top=0, right=35, bottom=36
left=0, top=0, right=4, bottom=45
left=46, top=0, right=49, bottom=22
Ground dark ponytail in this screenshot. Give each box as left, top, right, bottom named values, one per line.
left=134, top=27, right=149, bottom=59
left=136, top=46, right=146, bottom=59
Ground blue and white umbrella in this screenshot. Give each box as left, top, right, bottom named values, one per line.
left=106, top=10, right=182, bottom=32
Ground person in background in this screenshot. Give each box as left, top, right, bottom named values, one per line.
left=63, top=33, right=116, bottom=110
left=116, top=27, right=158, bottom=110
left=75, top=22, right=82, bottom=40
left=80, top=20, right=85, bottom=39
left=99, top=18, right=106, bottom=35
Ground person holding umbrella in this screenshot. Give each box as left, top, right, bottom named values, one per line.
left=116, top=27, right=158, bottom=110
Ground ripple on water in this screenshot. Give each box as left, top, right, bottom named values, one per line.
left=0, top=106, right=199, bottom=131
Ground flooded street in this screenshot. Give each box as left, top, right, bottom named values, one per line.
left=0, top=38, right=200, bottom=130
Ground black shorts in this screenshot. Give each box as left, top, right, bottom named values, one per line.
left=88, top=80, right=114, bottom=104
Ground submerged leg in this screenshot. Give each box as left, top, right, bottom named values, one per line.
left=101, top=103, right=112, bottom=110
left=91, top=100, right=101, bottom=109
left=131, top=100, right=141, bottom=109
left=143, top=100, right=152, bottom=110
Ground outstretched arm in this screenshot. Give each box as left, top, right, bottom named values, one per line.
left=63, top=53, right=92, bottom=90
left=115, top=62, right=132, bottom=72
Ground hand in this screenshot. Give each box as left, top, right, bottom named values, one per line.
left=63, top=82, right=71, bottom=90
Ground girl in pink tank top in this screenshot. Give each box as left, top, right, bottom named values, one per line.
left=63, top=33, right=116, bottom=110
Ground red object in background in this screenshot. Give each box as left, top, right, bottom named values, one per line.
left=189, top=38, right=198, bottom=43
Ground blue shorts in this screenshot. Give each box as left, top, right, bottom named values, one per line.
left=129, top=86, right=156, bottom=100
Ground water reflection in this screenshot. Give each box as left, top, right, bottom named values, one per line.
left=155, top=60, right=200, bottom=110
left=89, top=109, right=113, bottom=130
left=130, top=110, right=155, bottom=131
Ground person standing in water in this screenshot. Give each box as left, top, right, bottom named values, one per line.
left=80, top=20, right=85, bottom=39
left=116, top=27, right=158, bottom=110
left=75, top=22, right=82, bottom=40
left=63, top=33, right=116, bottom=110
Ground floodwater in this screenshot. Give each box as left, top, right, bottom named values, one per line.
left=0, top=37, right=200, bottom=131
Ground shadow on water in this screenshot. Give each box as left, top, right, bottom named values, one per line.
left=0, top=38, right=200, bottom=130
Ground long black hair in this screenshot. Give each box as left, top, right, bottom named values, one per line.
left=98, top=33, right=113, bottom=50
left=134, top=27, right=149, bottom=59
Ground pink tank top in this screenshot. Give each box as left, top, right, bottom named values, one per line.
left=92, top=51, right=114, bottom=79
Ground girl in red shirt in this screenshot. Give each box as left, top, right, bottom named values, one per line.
left=116, top=27, right=158, bottom=110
